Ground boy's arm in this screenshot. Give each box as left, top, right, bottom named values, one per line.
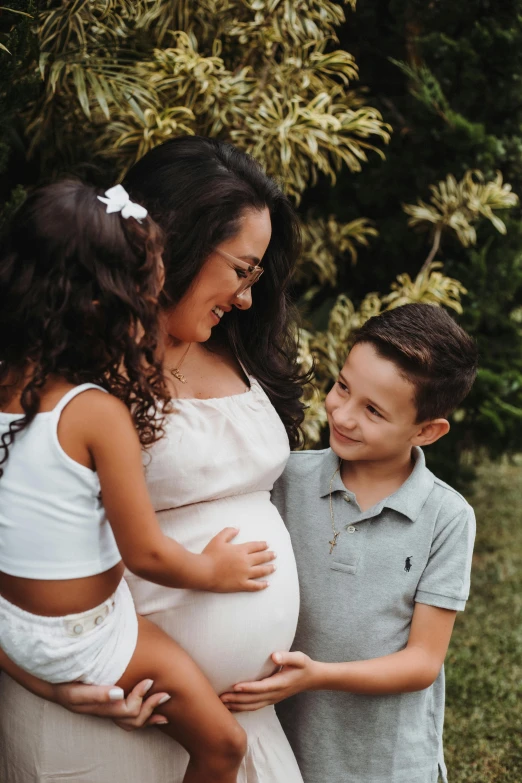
left=220, top=602, right=456, bottom=710
left=311, top=602, right=456, bottom=693
left=84, top=394, right=274, bottom=592
left=225, top=492, right=475, bottom=710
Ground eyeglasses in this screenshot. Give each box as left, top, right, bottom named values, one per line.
left=215, top=248, right=264, bottom=296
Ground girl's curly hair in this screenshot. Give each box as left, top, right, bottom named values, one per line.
left=0, top=179, right=170, bottom=478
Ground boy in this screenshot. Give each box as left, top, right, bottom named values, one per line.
left=221, top=303, right=478, bottom=783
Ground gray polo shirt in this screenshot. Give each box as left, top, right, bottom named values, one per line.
left=272, top=446, right=475, bottom=783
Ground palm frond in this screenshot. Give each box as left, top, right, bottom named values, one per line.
left=297, top=215, right=377, bottom=286
left=231, top=89, right=390, bottom=199
left=404, top=170, right=519, bottom=248
left=99, top=106, right=195, bottom=173
left=382, top=262, right=467, bottom=314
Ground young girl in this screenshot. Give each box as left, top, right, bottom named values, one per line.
left=0, top=180, right=277, bottom=783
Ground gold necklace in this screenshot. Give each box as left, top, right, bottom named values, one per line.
left=328, top=458, right=342, bottom=554
left=167, top=343, right=192, bottom=384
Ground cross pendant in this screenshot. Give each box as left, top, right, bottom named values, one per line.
left=170, top=368, right=187, bottom=384
left=329, top=531, right=340, bottom=554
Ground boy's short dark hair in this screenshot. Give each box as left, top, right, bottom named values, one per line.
left=353, top=303, right=478, bottom=422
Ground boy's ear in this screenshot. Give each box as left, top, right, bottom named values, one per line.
left=412, top=418, right=450, bottom=447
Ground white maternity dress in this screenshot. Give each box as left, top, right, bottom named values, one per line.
left=0, top=375, right=303, bottom=783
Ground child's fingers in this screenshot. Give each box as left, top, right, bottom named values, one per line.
left=225, top=698, right=273, bottom=712
left=214, top=526, right=240, bottom=543
left=232, top=675, right=285, bottom=693
left=222, top=690, right=280, bottom=704
left=249, top=550, right=277, bottom=565
left=272, top=650, right=305, bottom=667
left=242, top=540, right=269, bottom=554
left=248, top=564, right=276, bottom=579
left=243, top=578, right=269, bottom=591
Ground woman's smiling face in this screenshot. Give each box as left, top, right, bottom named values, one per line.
left=164, top=207, right=272, bottom=344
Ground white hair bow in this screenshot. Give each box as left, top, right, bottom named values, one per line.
left=97, top=184, right=148, bottom=222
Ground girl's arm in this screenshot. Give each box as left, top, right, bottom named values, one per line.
left=220, top=603, right=457, bottom=711
left=0, top=648, right=168, bottom=727
left=82, top=393, right=275, bottom=593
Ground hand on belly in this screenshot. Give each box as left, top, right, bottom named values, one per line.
left=149, top=558, right=299, bottom=694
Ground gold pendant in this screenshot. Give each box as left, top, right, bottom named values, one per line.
left=329, top=531, right=340, bottom=554
left=170, top=368, right=187, bottom=384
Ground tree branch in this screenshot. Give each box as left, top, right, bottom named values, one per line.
left=420, top=225, right=442, bottom=274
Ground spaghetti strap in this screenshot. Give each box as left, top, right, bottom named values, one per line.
left=235, top=356, right=253, bottom=388
left=52, top=383, right=108, bottom=418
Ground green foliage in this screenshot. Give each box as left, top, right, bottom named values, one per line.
left=0, top=183, right=26, bottom=235
left=21, top=0, right=391, bottom=199
left=445, top=458, right=522, bottom=782
left=315, top=0, right=522, bottom=482
left=298, top=215, right=378, bottom=288
left=2, top=0, right=519, bottom=477
left=0, top=2, right=38, bottom=171
left=403, top=171, right=517, bottom=248
left=297, top=169, right=517, bottom=444
left=0, top=1, right=39, bottom=230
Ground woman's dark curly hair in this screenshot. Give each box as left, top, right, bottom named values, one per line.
left=123, top=136, right=309, bottom=448
left=0, top=179, right=170, bottom=478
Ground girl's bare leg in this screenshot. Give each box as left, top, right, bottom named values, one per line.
left=116, top=615, right=246, bottom=783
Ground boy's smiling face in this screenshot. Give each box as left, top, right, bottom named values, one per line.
left=325, top=342, right=441, bottom=464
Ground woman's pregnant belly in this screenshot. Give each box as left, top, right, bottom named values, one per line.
left=125, top=491, right=300, bottom=694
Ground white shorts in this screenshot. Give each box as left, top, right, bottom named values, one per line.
left=0, top=578, right=138, bottom=685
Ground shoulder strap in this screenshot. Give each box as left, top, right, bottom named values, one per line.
left=235, top=356, right=253, bottom=386
left=52, top=383, right=108, bottom=419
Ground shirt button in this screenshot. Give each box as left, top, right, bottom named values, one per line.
left=347, top=526, right=356, bottom=534
left=94, top=615, right=104, bottom=626
left=343, top=494, right=351, bottom=503
left=73, top=624, right=83, bottom=635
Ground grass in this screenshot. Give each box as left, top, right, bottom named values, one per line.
left=444, top=457, right=522, bottom=782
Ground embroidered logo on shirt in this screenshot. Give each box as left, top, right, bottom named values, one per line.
left=404, top=556, right=413, bottom=572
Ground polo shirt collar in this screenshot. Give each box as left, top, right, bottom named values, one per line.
left=381, top=448, right=434, bottom=522
left=318, top=446, right=434, bottom=523
left=319, top=448, right=344, bottom=497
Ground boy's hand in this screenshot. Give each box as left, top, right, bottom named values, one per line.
left=220, top=651, right=320, bottom=711
left=201, top=527, right=277, bottom=592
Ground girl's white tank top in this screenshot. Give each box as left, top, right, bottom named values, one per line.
left=0, top=384, right=121, bottom=579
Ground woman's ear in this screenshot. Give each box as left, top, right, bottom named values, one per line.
left=412, top=418, right=450, bottom=447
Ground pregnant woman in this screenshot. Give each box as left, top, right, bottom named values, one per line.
left=0, top=137, right=306, bottom=782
